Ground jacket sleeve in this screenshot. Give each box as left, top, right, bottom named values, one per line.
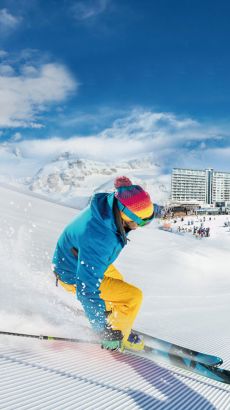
left=75, top=228, right=114, bottom=332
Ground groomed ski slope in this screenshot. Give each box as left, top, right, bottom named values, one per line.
left=0, top=184, right=230, bottom=409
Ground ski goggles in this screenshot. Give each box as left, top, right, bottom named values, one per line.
left=117, top=201, right=154, bottom=227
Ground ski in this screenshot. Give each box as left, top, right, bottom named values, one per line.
left=135, top=330, right=223, bottom=367
left=142, top=345, right=230, bottom=385
left=0, top=328, right=221, bottom=367
left=56, top=302, right=223, bottom=367
left=1, top=329, right=229, bottom=385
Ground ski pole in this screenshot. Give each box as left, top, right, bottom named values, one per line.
left=0, top=330, right=99, bottom=344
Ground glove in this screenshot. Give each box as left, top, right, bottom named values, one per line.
left=153, top=203, right=161, bottom=217
left=101, top=324, right=123, bottom=351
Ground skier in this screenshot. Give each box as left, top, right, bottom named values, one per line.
left=52, top=176, right=155, bottom=351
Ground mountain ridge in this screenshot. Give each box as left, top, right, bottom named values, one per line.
left=0, top=142, right=170, bottom=208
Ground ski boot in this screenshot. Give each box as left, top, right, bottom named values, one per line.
left=101, top=324, right=123, bottom=351
left=122, top=331, right=144, bottom=352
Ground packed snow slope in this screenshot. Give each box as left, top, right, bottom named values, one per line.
left=0, top=185, right=230, bottom=409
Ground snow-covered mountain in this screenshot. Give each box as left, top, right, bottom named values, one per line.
left=28, top=155, right=170, bottom=207
left=0, top=141, right=171, bottom=208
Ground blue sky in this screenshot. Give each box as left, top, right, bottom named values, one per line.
left=0, top=0, right=230, bottom=172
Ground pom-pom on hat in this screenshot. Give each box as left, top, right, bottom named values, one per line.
left=114, top=176, right=133, bottom=188
left=114, top=176, right=154, bottom=222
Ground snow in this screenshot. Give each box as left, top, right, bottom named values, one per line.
left=0, top=141, right=170, bottom=207
left=0, top=185, right=230, bottom=408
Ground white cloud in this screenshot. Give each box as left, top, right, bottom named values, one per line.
left=99, top=109, right=222, bottom=153
left=0, top=64, right=15, bottom=76
left=0, top=62, right=77, bottom=128
left=0, top=9, right=21, bottom=32
left=20, top=65, right=39, bottom=77
left=72, top=0, right=110, bottom=20
left=12, top=135, right=144, bottom=164
left=0, top=50, right=8, bottom=58
left=1, top=109, right=230, bottom=184
left=11, top=132, right=22, bottom=142
left=4, top=109, right=229, bottom=170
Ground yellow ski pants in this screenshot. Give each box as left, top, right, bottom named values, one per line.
left=59, top=264, right=143, bottom=341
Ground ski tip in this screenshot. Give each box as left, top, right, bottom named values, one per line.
left=215, top=357, right=223, bottom=367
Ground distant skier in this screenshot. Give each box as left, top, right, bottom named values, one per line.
left=52, top=176, right=156, bottom=351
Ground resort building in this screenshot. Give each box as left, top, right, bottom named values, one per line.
left=171, top=168, right=230, bottom=206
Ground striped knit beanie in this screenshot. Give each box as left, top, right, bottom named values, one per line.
left=114, top=176, right=154, bottom=222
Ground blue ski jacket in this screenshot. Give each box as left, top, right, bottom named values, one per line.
left=52, top=192, right=127, bottom=330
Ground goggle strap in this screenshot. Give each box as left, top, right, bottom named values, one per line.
left=116, top=201, right=144, bottom=225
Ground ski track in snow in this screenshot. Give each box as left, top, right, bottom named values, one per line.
left=0, top=185, right=230, bottom=408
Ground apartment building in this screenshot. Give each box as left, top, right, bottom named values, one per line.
left=171, top=168, right=230, bottom=205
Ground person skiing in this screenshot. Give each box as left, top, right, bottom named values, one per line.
left=52, top=176, right=155, bottom=351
